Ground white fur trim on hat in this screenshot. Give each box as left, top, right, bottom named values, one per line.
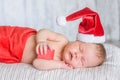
left=77, top=33, right=105, bottom=43
left=56, top=16, right=67, bottom=26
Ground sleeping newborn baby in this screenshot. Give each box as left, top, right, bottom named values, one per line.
left=0, top=27, right=106, bottom=70
left=33, top=7, right=107, bottom=70
left=33, top=29, right=106, bottom=70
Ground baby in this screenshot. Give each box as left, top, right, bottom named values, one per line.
left=33, top=29, right=106, bottom=70
left=0, top=26, right=106, bottom=70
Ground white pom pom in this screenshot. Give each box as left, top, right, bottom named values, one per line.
left=56, top=16, right=67, bottom=26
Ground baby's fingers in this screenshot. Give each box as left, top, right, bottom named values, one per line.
left=47, top=44, right=53, bottom=51
left=36, top=43, right=44, bottom=55
left=39, top=45, right=44, bottom=55
left=64, top=64, right=73, bottom=69
left=39, top=43, right=48, bottom=55
left=61, top=62, right=73, bottom=69
left=36, top=44, right=40, bottom=54
left=37, top=42, right=51, bottom=55
left=43, top=44, right=48, bottom=54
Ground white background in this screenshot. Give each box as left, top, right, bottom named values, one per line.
left=0, top=0, right=119, bottom=41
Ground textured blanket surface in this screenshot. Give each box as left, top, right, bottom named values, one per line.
left=0, top=43, right=120, bottom=80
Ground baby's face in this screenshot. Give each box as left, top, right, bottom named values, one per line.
left=62, top=41, right=101, bottom=68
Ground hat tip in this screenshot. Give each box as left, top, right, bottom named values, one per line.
left=56, top=16, right=67, bottom=26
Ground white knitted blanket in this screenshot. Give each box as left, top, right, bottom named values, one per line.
left=0, top=43, right=120, bottom=80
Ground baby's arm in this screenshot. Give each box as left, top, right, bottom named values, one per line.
left=33, top=58, right=72, bottom=70
left=33, top=29, right=71, bottom=70
left=36, top=29, right=68, bottom=44
left=36, top=29, right=68, bottom=59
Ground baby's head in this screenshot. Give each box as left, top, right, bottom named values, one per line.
left=62, top=41, right=106, bottom=68
left=58, top=7, right=106, bottom=68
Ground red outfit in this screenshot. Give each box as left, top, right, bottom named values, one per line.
left=0, top=26, right=37, bottom=63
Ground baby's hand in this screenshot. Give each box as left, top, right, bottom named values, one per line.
left=60, top=61, right=73, bottom=69
left=36, top=42, right=54, bottom=60
left=36, top=41, right=52, bottom=55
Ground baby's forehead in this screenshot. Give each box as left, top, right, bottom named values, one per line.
left=84, top=45, right=99, bottom=56
left=74, top=41, right=98, bottom=50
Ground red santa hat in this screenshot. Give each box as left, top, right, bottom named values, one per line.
left=57, top=7, right=105, bottom=43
